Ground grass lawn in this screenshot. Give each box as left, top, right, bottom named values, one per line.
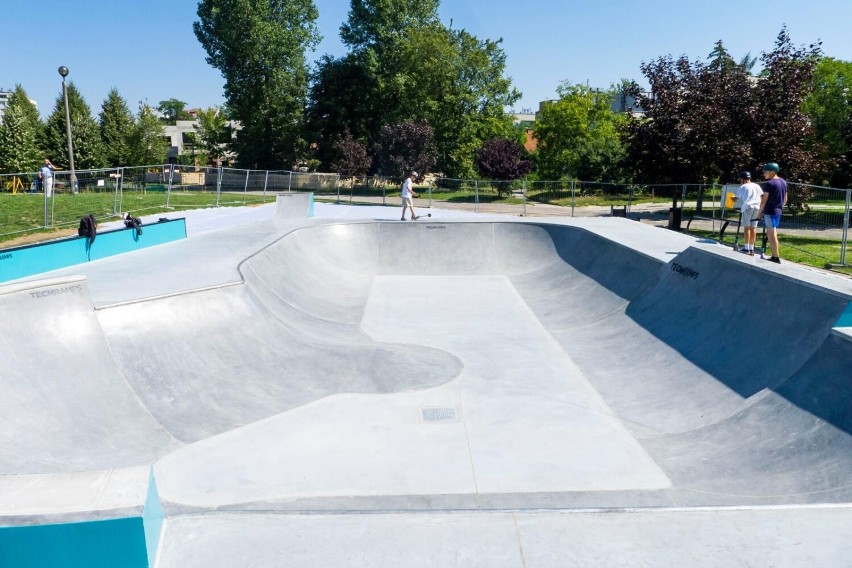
left=0, top=191, right=276, bottom=246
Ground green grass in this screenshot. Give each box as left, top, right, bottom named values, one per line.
left=0, top=190, right=277, bottom=244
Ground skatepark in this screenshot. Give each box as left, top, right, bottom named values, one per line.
left=2, top=196, right=852, bottom=566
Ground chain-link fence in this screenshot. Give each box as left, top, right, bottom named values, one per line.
left=0, top=165, right=340, bottom=243
left=2, top=167, right=850, bottom=269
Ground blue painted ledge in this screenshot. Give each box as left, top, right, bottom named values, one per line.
left=0, top=218, right=186, bottom=283
left=0, top=470, right=164, bottom=568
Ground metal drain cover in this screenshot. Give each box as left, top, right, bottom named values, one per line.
left=421, top=407, right=457, bottom=423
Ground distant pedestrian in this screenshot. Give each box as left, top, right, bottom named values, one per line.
left=39, top=158, right=56, bottom=196
left=757, top=162, right=787, bottom=264
left=400, top=170, right=421, bottom=221
left=735, top=171, right=763, bottom=256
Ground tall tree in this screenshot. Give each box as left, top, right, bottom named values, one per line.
left=624, top=44, right=756, bottom=184
left=476, top=138, right=532, bottom=181
left=194, top=0, right=320, bottom=169
left=333, top=129, right=372, bottom=178
left=534, top=83, right=626, bottom=181
left=307, top=2, right=518, bottom=178
left=99, top=88, right=135, bottom=167
left=194, top=106, right=231, bottom=165
left=803, top=57, right=852, bottom=186
left=128, top=102, right=168, bottom=165
left=157, top=98, right=192, bottom=124
left=340, top=0, right=440, bottom=50
left=0, top=85, right=43, bottom=174
left=43, top=82, right=106, bottom=170
left=752, top=27, right=823, bottom=182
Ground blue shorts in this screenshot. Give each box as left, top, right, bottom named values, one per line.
left=763, top=213, right=781, bottom=229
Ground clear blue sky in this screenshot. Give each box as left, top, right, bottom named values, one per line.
left=3, top=0, right=851, bottom=118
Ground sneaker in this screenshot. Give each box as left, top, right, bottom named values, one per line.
left=412, top=215, right=419, bottom=220
left=748, top=251, right=754, bottom=256
left=400, top=217, right=406, bottom=221
left=769, top=256, right=781, bottom=264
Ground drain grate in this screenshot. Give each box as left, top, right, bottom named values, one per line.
left=421, top=407, right=457, bottom=423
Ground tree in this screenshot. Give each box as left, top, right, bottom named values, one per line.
left=99, top=88, right=135, bottom=167
left=0, top=85, right=43, bottom=174
left=533, top=83, right=626, bottom=181
left=375, top=120, right=436, bottom=179
left=194, top=0, right=320, bottom=169
left=157, top=98, right=192, bottom=124
left=803, top=57, right=852, bottom=186
left=43, top=82, right=106, bottom=170
left=194, top=106, right=230, bottom=165
left=128, top=102, right=168, bottom=166
left=334, top=129, right=372, bottom=178
left=398, top=25, right=518, bottom=177
left=307, top=1, right=518, bottom=178
left=623, top=42, right=756, bottom=184
left=752, top=27, right=823, bottom=184
left=340, top=0, right=440, bottom=50
left=476, top=138, right=531, bottom=181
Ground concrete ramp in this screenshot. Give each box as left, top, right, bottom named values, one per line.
left=0, top=278, right=177, bottom=474
left=275, top=192, right=314, bottom=218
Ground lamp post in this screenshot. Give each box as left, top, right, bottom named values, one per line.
left=58, top=66, right=77, bottom=193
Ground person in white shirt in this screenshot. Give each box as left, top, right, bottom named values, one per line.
left=39, top=158, right=56, bottom=196
left=400, top=170, right=420, bottom=221
left=734, top=171, right=764, bottom=256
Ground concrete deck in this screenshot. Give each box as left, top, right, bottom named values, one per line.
left=2, top=200, right=852, bottom=566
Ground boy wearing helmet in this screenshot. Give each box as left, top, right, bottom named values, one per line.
left=734, top=171, right=763, bottom=256
left=757, top=162, right=787, bottom=264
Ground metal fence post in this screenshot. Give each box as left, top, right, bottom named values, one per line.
left=114, top=168, right=123, bottom=215
left=263, top=170, right=269, bottom=196
left=841, top=189, right=851, bottom=266
left=288, top=171, right=292, bottom=192
left=474, top=179, right=479, bottom=213
left=216, top=166, right=223, bottom=207
left=165, top=163, right=175, bottom=207
left=241, top=169, right=249, bottom=204
left=428, top=180, right=432, bottom=208
left=522, top=179, right=527, bottom=216
left=571, top=180, right=576, bottom=217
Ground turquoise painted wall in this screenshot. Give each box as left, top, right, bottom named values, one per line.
left=0, top=517, right=150, bottom=568
left=837, top=302, right=852, bottom=327
left=0, top=471, right=164, bottom=567
left=0, top=218, right=186, bottom=283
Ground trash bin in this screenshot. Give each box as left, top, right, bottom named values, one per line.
left=611, top=205, right=627, bottom=218
left=668, top=207, right=683, bottom=230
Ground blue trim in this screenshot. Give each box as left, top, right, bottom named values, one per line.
left=0, top=218, right=186, bottom=283
left=837, top=302, right=852, bottom=328
left=143, top=468, right=164, bottom=564
left=0, top=517, right=150, bottom=567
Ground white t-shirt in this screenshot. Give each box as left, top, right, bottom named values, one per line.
left=401, top=177, right=414, bottom=198
left=735, top=182, right=763, bottom=212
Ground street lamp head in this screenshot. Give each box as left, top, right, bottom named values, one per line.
left=58, top=66, right=69, bottom=78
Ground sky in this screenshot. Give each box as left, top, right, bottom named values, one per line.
left=3, top=0, right=852, bottom=119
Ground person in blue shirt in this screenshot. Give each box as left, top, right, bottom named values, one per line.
left=757, top=162, right=787, bottom=264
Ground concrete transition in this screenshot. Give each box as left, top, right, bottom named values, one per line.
left=2, top=204, right=852, bottom=567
